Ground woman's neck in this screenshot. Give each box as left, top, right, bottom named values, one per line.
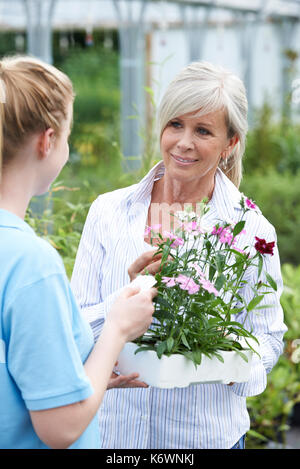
left=0, top=167, right=33, bottom=219
left=152, top=173, right=215, bottom=207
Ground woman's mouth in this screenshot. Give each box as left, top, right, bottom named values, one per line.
left=171, top=153, right=199, bottom=165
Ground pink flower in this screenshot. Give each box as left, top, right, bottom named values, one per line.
left=183, top=221, right=201, bottom=233
left=162, top=276, right=177, bottom=287
left=245, top=198, right=257, bottom=210
left=231, top=245, right=246, bottom=254
left=200, top=279, right=220, bottom=296
left=219, top=228, right=233, bottom=245
left=213, top=226, right=233, bottom=245
left=144, top=224, right=161, bottom=236
left=144, top=226, right=151, bottom=236
left=176, top=275, right=200, bottom=294
left=212, top=226, right=223, bottom=236
left=163, top=230, right=184, bottom=248
left=171, top=237, right=184, bottom=248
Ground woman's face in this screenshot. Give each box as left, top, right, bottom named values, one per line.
left=160, top=109, right=237, bottom=184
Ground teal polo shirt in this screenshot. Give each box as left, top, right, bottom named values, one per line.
left=0, top=209, right=99, bottom=449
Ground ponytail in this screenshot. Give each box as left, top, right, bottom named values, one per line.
left=0, top=55, right=74, bottom=178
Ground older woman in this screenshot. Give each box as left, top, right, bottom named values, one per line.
left=71, top=62, right=287, bottom=449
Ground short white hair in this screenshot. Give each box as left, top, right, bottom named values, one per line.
left=157, top=61, right=248, bottom=187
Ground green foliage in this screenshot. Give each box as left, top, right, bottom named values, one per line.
left=241, top=170, right=300, bottom=265
left=59, top=46, right=120, bottom=126
left=246, top=264, right=300, bottom=448
left=244, top=102, right=300, bottom=175
left=134, top=203, right=275, bottom=367
left=26, top=184, right=90, bottom=279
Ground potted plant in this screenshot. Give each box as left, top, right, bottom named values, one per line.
left=117, top=197, right=277, bottom=388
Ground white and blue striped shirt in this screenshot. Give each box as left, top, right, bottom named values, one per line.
left=71, top=161, right=287, bottom=449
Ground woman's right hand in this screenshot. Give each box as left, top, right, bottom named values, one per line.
left=107, top=285, right=157, bottom=343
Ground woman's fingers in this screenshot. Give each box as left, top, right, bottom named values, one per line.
left=128, top=250, right=162, bottom=281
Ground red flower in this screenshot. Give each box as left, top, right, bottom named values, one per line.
left=254, top=237, right=275, bottom=256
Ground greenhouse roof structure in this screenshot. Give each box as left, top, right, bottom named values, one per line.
left=1, top=0, right=300, bottom=169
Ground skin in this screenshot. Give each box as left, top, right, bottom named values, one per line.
left=0, top=100, right=159, bottom=448
left=142, top=108, right=239, bottom=385
left=145, top=109, right=238, bottom=240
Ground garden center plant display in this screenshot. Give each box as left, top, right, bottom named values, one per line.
left=117, top=197, right=277, bottom=388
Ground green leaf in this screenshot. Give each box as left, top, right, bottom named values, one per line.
left=156, top=341, right=167, bottom=358
left=214, top=252, right=226, bottom=273
left=192, top=349, right=202, bottom=365
left=181, top=332, right=191, bottom=350
left=134, top=346, right=155, bottom=355
left=266, top=273, right=277, bottom=291
left=214, top=274, right=226, bottom=291
left=235, top=350, right=249, bottom=362
left=258, top=255, right=263, bottom=279
left=247, top=295, right=265, bottom=312
left=232, top=220, right=246, bottom=238
left=166, top=337, right=174, bottom=352
left=213, top=352, right=224, bottom=363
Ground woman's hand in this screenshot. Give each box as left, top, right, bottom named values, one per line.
left=128, top=249, right=163, bottom=282
left=107, top=362, right=148, bottom=389
left=107, top=371, right=148, bottom=389
left=107, top=285, right=157, bottom=343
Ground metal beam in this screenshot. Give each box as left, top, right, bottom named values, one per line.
left=113, top=0, right=148, bottom=172
left=23, top=0, right=57, bottom=64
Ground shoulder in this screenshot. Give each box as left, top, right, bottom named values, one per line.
left=83, top=183, right=141, bottom=232
left=11, top=229, right=65, bottom=281
left=215, top=170, right=276, bottom=238
left=90, top=183, right=138, bottom=216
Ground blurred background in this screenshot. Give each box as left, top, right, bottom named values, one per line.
left=1, top=0, right=300, bottom=449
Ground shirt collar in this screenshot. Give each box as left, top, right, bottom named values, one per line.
left=0, top=209, right=35, bottom=235
left=209, top=168, right=243, bottom=221
left=129, top=160, right=165, bottom=207
left=129, top=162, right=242, bottom=219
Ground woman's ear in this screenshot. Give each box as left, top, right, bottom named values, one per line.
left=227, top=135, right=239, bottom=154
left=37, top=128, right=55, bottom=160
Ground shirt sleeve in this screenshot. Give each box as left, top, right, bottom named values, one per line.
left=6, top=273, right=94, bottom=411
left=231, top=225, right=288, bottom=397
left=71, top=200, right=124, bottom=341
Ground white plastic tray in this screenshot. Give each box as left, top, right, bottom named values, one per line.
left=117, top=342, right=253, bottom=388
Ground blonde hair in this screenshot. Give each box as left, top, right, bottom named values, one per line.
left=0, top=55, right=74, bottom=182
left=157, top=61, right=248, bottom=188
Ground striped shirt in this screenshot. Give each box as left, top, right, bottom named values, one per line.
left=71, top=161, right=287, bottom=449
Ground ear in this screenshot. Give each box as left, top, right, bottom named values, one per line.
left=221, top=135, right=239, bottom=160
left=37, top=128, right=55, bottom=160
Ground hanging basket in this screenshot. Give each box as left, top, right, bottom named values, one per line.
left=117, top=342, right=254, bottom=389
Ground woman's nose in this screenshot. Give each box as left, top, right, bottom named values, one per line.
left=176, top=130, right=194, bottom=151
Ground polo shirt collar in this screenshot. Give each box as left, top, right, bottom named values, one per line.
left=0, top=209, right=35, bottom=235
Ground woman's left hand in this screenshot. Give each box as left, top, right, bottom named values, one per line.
left=107, top=371, right=148, bottom=389
left=128, top=249, right=163, bottom=282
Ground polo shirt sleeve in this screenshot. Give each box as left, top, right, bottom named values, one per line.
left=5, top=273, right=94, bottom=411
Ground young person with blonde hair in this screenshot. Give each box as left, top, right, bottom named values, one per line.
left=0, top=55, right=158, bottom=449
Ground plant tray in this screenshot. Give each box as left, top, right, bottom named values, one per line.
left=117, top=342, right=253, bottom=388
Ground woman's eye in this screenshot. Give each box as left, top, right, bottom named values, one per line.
left=196, top=127, right=210, bottom=136
left=169, top=121, right=182, bottom=129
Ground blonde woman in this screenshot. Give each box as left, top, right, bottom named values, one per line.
left=71, top=62, right=287, bottom=449
left=0, top=55, right=157, bottom=449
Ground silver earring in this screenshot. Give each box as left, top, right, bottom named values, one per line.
left=222, top=157, right=228, bottom=169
